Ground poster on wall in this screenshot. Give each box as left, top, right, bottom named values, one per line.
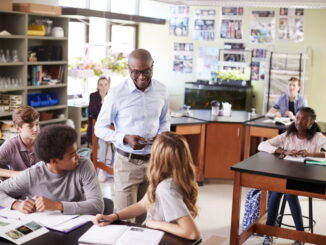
left=220, top=7, right=243, bottom=39
left=278, top=8, right=304, bottom=42
left=174, top=42, right=193, bottom=51
left=173, top=42, right=193, bottom=73
left=193, top=9, right=216, bottom=41
left=251, top=48, right=267, bottom=81
left=196, top=47, right=219, bottom=80
left=250, top=11, right=275, bottom=43
left=173, top=55, right=192, bottom=73
left=169, top=6, right=189, bottom=36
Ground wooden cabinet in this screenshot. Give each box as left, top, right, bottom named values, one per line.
left=204, top=123, right=243, bottom=179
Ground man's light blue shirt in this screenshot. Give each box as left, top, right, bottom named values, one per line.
left=95, top=77, right=170, bottom=155
left=272, top=93, right=307, bottom=117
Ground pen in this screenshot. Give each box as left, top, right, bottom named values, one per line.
left=98, top=219, right=112, bottom=223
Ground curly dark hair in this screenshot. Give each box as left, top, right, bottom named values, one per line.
left=286, top=107, right=321, bottom=141
left=35, top=124, right=77, bottom=163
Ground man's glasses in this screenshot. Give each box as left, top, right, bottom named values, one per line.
left=129, top=65, right=153, bottom=78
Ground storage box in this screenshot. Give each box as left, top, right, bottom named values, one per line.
left=39, top=111, right=53, bottom=121
left=13, top=3, right=61, bottom=15
left=0, top=0, right=13, bottom=11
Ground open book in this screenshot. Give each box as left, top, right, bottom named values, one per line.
left=0, top=217, right=48, bottom=245
left=78, top=224, right=164, bottom=245
left=0, top=208, right=92, bottom=233
left=284, top=156, right=326, bottom=165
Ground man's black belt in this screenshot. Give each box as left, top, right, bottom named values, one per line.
left=116, top=148, right=150, bottom=161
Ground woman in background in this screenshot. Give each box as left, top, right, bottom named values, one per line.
left=87, top=76, right=111, bottom=165
left=267, top=77, right=306, bottom=121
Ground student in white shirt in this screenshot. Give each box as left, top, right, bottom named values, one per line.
left=93, top=132, right=200, bottom=241
left=258, top=107, right=326, bottom=245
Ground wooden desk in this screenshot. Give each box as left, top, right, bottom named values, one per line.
left=171, top=117, right=206, bottom=185
left=0, top=221, right=201, bottom=245
left=230, top=152, right=326, bottom=245
left=243, top=117, right=287, bottom=159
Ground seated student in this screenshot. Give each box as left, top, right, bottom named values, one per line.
left=93, top=132, right=201, bottom=241
left=0, top=105, right=40, bottom=178
left=0, top=124, right=104, bottom=215
left=258, top=107, right=326, bottom=245
left=267, top=77, right=307, bottom=120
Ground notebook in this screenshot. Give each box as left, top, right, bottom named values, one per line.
left=0, top=217, right=48, bottom=245
left=0, top=208, right=92, bottom=233
left=78, top=224, right=164, bottom=245
left=284, top=156, right=326, bottom=165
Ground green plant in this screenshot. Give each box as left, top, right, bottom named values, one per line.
left=69, top=50, right=128, bottom=77
left=216, top=70, right=249, bottom=81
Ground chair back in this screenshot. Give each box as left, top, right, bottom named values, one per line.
left=91, top=119, right=114, bottom=175
left=103, top=198, right=114, bottom=215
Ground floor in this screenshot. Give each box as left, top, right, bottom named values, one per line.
left=99, top=175, right=326, bottom=245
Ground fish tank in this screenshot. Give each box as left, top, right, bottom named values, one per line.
left=184, top=82, right=253, bottom=111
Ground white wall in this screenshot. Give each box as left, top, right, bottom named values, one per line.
left=138, top=4, right=326, bottom=121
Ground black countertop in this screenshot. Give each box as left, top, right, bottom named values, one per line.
left=170, top=116, right=206, bottom=126
left=187, top=109, right=261, bottom=124
left=245, top=117, right=326, bottom=133
left=231, top=152, right=326, bottom=186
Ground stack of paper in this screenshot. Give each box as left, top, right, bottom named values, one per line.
left=284, top=156, right=326, bottom=165
left=0, top=208, right=92, bottom=233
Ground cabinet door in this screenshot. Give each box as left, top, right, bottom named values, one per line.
left=204, top=123, right=242, bottom=179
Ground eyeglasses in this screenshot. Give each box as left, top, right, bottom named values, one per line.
left=129, top=65, right=153, bottom=78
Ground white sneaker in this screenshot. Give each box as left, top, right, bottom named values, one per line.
left=292, top=241, right=304, bottom=245
left=263, top=235, right=273, bottom=245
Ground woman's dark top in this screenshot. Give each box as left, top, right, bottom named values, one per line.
left=288, top=101, right=295, bottom=116
left=87, top=91, right=102, bottom=145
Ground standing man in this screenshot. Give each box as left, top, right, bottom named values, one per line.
left=95, top=49, right=170, bottom=222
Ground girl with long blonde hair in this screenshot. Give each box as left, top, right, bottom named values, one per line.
left=93, top=132, right=201, bottom=240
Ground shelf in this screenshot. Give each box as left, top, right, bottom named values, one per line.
left=0, top=87, right=25, bottom=92
left=0, top=11, right=69, bottom=128
left=35, top=105, right=67, bottom=112
left=81, top=117, right=88, bottom=121
left=0, top=111, right=13, bottom=117
left=0, top=35, right=25, bottom=39
left=39, top=117, right=67, bottom=125
left=28, top=83, right=67, bottom=90
left=270, top=69, right=301, bottom=75
left=28, top=36, right=68, bottom=41
left=28, top=61, right=68, bottom=65
left=0, top=62, right=25, bottom=66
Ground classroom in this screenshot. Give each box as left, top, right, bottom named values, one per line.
left=0, top=0, right=326, bottom=244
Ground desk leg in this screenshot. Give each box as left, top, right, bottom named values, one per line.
left=230, top=172, right=242, bottom=245
left=260, top=190, right=268, bottom=216
left=243, top=126, right=250, bottom=159
left=197, top=124, right=206, bottom=186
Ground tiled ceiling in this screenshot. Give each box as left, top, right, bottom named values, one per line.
left=152, top=0, right=326, bottom=8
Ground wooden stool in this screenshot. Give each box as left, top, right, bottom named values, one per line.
left=277, top=196, right=315, bottom=233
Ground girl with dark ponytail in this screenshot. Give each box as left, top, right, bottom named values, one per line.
left=258, top=107, right=326, bottom=245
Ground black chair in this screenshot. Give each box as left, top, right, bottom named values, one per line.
left=103, top=197, right=114, bottom=215
left=277, top=196, right=316, bottom=233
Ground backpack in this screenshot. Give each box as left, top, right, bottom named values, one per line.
left=241, top=189, right=261, bottom=231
